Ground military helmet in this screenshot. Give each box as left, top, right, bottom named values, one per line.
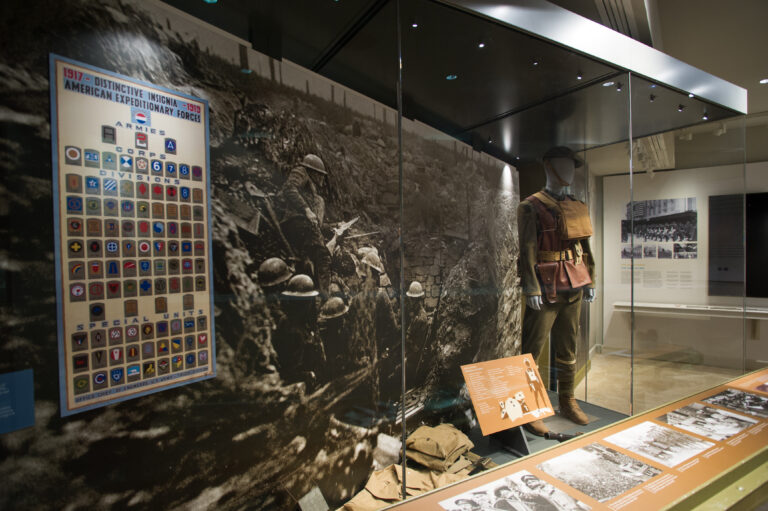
left=361, top=251, right=384, bottom=274
left=405, top=280, right=425, bottom=298
left=319, top=296, right=349, bottom=319
left=281, top=274, right=319, bottom=297
left=301, top=153, right=327, bottom=175
left=258, top=257, right=293, bottom=287
left=329, top=282, right=344, bottom=299
left=357, top=246, right=378, bottom=258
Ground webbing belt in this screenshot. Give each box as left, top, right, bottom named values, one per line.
left=538, top=249, right=573, bottom=262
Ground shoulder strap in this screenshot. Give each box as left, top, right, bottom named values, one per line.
left=528, top=193, right=557, bottom=231
left=532, top=191, right=560, bottom=210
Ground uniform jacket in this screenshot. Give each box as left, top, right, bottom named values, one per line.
left=518, top=190, right=595, bottom=301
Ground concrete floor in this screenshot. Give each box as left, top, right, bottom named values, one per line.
left=575, top=348, right=743, bottom=415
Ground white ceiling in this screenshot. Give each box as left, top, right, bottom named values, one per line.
left=552, top=0, right=768, bottom=114
left=652, top=0, right=768, bottom=114
left=550, top=0, right=768, bottom=175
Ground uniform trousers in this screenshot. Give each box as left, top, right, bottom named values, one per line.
left=521, top=290, right=582, bottom=396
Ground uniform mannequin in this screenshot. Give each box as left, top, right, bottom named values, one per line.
left=526, top=157, right=595, bottom=310
left=517, top=147, right=596, bottom=436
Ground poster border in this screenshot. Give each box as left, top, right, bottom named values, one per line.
left=49, top=53, right=216, bottom=417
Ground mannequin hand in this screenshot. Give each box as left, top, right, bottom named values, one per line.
left=584, top=288, right=596, bottom=303
left=527, top=295, right=543, bottom=311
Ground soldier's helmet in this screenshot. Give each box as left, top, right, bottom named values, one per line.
left=301, top=153, right=327, bottom=175
left=405, top=280, right=425, bottom=298
left=281, top=274, right=320, bottom=297
left=319, top=296, right=349, bottom=320
left=329, top=283, right=345, bottom=300
left=258, top=257, right=293, bottom=287
left=361, top=251, right=385, bottom=274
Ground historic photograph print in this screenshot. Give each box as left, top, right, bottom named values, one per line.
left=657, top=403, right=757, bottom=441
left=704, top=389, right=768, bottom=419
left=439, top=469, right=590, bottom=511
left=537, top=443, right=662, bottom=503
left=604, top=421, right=714, bottom=468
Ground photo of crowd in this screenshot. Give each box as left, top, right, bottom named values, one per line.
left=658, top=403, right=757, bottom=441
left=439, top=470, right=591, bottom=511
left=604, top=421, right=714, bottom=468
left=620, top=198, right=698, bottom=260
left=704, top=389, right=768, bottom=419
left=537, top=443, right=661, bottom=503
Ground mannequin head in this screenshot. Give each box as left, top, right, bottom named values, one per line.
left=542, top=146, right=582, bottom=194
left=544, top=157, right=576, bottom=188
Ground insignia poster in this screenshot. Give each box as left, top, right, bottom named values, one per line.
left=50, top=54, right=215, bottom=416
left=461, top=355, right=554, bottom=435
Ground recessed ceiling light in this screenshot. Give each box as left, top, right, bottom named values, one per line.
left=446, top=74, right=458, bottom=81
left=760, top=78, right=768, bottom=84
left=478, top=42, right=485, bottom=48
left=576, top=73, right=583, bottom=80
left=411, top=22, right=418, bottom=28
left=602, top=81, right=615, bottom=87
left=532, top=60, right=539, bottom=66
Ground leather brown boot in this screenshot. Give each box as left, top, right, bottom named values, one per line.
left=523, top=419, right=549, bottom=437
left=559, top=395, right=589, bottom=425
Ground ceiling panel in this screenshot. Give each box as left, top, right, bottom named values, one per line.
left=159, top=0, right=746, bottom=166
left=398, top=0, right=619, bottom=132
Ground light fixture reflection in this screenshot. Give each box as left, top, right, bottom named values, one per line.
left=760, top=78, right=768, bottom=85
left=446, top=74, right=458, bottom=81
left=501, top=165, right=513, bottom=194
left=502, top=127, right=512, bottom=152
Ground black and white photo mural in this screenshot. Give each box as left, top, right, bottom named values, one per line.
left=0, top=0, right=522, bottom=509
left=620, top=198, right=697, bottom=260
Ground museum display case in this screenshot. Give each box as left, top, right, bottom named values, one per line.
left=0, top=0, right=762, bottom=509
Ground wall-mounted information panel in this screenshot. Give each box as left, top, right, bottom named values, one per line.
left=49, top=54, right=215, bottom=416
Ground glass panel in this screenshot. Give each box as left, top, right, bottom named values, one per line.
left=575, top=75, right=633, bottom=416
left=745, top=111, right=768, bottom=372
left=398, top=0, right=633, bottom=491
left=627, top=74, right=747, bottom=414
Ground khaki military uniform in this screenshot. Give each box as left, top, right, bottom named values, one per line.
left=518, top=190, right=595, bottom=395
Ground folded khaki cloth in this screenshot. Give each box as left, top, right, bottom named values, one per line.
left=405, top=423, right=474, bottom=471
left=342, top=463, right=471, bottom=511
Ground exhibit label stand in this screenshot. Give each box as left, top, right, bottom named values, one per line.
left=461, top=355, right=554, bottom=457
left=490, top=426, right=531, bottom=457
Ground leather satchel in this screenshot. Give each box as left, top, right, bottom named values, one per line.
left=558, top=200, right=594, bottom=240
left=564, top=258, right=592, bottom=288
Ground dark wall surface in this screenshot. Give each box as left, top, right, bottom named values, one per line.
left=0, top=1, right=521, bottom=509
